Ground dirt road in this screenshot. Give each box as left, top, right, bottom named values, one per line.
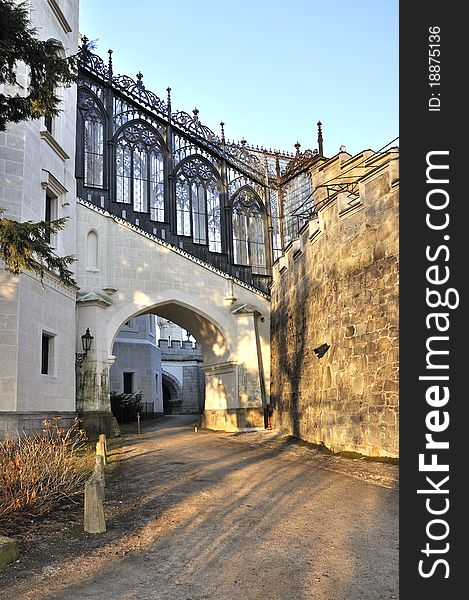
left=0, top=415, right=399, bottom=599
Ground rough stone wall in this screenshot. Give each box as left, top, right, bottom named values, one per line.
left=0, top=412, right=77, bottom=440
left=159, top=340, right=205, bottom=414
left=271, top=149, right=399, bottom=457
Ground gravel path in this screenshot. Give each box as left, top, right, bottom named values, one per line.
left=0, top=415, right=399, bottom=600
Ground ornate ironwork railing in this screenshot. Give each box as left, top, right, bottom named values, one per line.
left=77, top=40, right=325, bottom=286
left=78, top=42, right=298, bottom=186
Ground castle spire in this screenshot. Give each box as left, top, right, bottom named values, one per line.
left=317, top=121, right=324, bottom=156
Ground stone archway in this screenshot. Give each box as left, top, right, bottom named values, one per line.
left=75, top=202, right=271, bottom=435
left=161, top=371, right=183, bottom=415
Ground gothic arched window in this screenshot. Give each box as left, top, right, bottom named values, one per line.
left=175, top=157, right=221, bottom=252
left=232, top=188, right=267, bottom=274
left=115, top=122, right=165, bottom=219
left=78, top=89, right=105, bottom=188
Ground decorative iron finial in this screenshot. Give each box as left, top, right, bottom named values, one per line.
left=317, top=120, right=324, bottom=156
left=81, top=35, right=89, bottom=50
left=166, top=87, right=172, bottom=119
left=136, top=71, right=144, bottom=88
left=240, top=138, right=247, bottom=146
left=193, top=108, right=199, bottom=120
left=294, top=141, right=301, bottom=156
left=107, top=49, right=113, bottom=81
left=220, top=122, right=225, bottom=144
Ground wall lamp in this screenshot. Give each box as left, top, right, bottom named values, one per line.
left=75, top=328, right=94, bottom=367
left=313, top=343, right=330, bottom=359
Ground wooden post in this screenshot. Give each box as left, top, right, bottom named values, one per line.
left=94, top=454, right=105, bottom=499
left=98, top=433, right=107, bottom=456
left=137, top=412, right=141, bottom=435
left=96, top=440, right=106, bottom=465
left=84, top=477, right=106, bottom=533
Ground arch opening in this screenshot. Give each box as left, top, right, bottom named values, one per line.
left=109, top=299, right=232, bottom=422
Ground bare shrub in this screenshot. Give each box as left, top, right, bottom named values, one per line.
left=0, top=417, right=93, bottom=523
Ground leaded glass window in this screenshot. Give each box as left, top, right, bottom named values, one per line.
left=78, top=88, right=105, bottom=188
left=175, top=157, right=221, bottom=252
left=282, top=170, right=313, bottom=244
left=84, top=112, right=104, bottom=187
left=115, top=122, right=165, bottom=217
left=232, top=188, right=267, bottom=275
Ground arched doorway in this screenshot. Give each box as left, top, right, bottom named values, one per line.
left=161, top=371, right=183, bottom=415
left=75, top=209, right=271, bottom=435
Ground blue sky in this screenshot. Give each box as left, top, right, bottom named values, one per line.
left=79, top=0, right=398, bottom=158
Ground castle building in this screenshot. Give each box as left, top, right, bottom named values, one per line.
left=0, top=0, right=79, bottom=434
left=110, top=314, right=163, bottom=415
left=0, top=0, right=399, bottom=457
left=157, top=318, right=205, bottom=415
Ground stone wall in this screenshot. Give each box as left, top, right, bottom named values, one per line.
left=0, top=412, right=77, bottom=440
left=271, top=149, right=399, bottom=457
left=110, top=315, right=164, bottom=414
left=159, top=339, right=205, bottom=414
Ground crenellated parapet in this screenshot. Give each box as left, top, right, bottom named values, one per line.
left=272, top=147, right=399, bottom=279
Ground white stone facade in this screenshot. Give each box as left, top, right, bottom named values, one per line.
left=0, top=0, right=80, bottom=436
left=74, top=200, right=271, bottom=432
left=0, top=0, right=270, bottom=438
left=110, top=315, right=164, bottom=414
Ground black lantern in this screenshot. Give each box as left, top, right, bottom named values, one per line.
left=76, top=328, right=94, bottom=367
left=313, top=343, right=330, bottom=359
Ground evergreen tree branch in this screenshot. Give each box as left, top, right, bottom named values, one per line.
left=0, top=209, right=76, bottom=286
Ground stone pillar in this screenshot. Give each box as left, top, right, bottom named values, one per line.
left=202, top=303, right=267, bottom=432
left=231, top=304, right=266, bottom=429
left=201, top=361, right=236, bottom=430
left=76, top=292, right=114, bottom=438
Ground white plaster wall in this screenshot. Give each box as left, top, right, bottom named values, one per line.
left=0, top=270, right=19, bottom=411
left=16, top=272, right=76, bottom=412
left=0, top=0, right=79, bottom=418
left=110, top=338, right=163, bottom=413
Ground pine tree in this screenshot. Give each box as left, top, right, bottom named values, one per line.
left=0, top=0, right=78, bottom=129
left=0, top=0, right=85, bottom=286
left=0, top=208, right=76, bottom=283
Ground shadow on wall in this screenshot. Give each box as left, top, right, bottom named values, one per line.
left=151, top=301, right=231, bottom=364
left=272, top=268, right=310, bottom=439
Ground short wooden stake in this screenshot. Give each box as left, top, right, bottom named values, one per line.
left=96, top=440, right=106, bottom=465
left=84, top=477, right=106, bottom=534
left=94, top=454, right=105, bottom=499
left=98, top=433, right=107, bottom=456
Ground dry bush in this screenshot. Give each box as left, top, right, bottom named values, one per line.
left=0, top=417, right=93, bottom=523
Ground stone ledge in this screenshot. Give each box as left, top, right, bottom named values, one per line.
left=0, top=412, right=78, bottom=439
left=203, top=407, right=266, bottom=432
left=0, top=536, right=19, bottom=566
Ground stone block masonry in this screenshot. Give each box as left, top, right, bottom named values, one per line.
left=0, top=536, right=19, bottom=566
left=271, top=149, right=399, bottom=458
